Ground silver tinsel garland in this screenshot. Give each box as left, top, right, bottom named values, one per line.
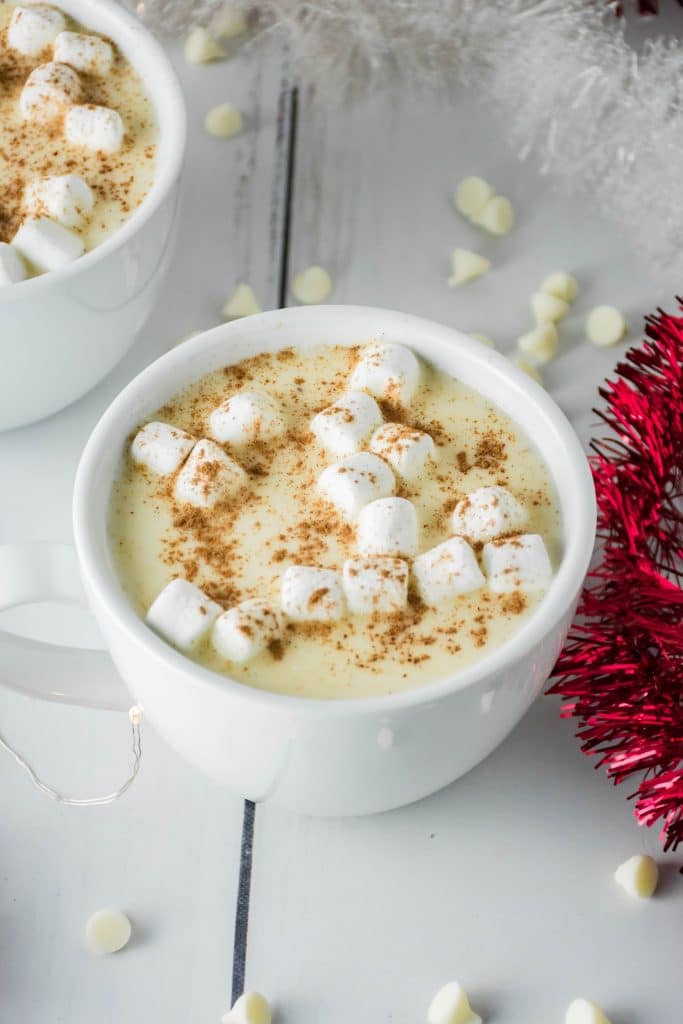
left=129, top=0, right=683, bottom=291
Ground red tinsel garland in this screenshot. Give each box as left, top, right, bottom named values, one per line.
left=549, top=305, right=683, bottom=852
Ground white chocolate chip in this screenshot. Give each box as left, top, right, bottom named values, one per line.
left=509, top=352, right=544, bottom=385
left=586, top=305, right=627, bottom=347
left=222, top=283, right=261, bottom=319
left=565, top=998, right=612, bottom=1024
left=211, top=2, right=249, bottom=39
left=474, top=194, right=514, bottom=235
left=448, top=248, right=490, bottom=287
left=531, top=291, right=569, bottom=325
left=517, top=323, right=558, bottom=364
left=469, top=332, right=495, bottom=347
left=85, top=908, right=132, bottom=955
left=427, top=981, right=482, bottom=1024
left=614, top=854, right=659, bottom=899
left=291, top=265, right=333, bottom=304
left=184, top=26, right=225, bottom=64
left=205, top=103, right=243, bottom=137
left=222, top=991, right=272, bottom=1024
left=454, top=176, right=493, bottom=219
left=541, top=271, right=578, bottom=302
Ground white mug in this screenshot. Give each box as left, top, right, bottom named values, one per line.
left=1, top=307, right=596, bottom=816
left=0, top=0, right=186, bottom=430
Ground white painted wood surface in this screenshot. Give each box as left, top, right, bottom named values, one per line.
left=1, top=25, right=682, bottom=1024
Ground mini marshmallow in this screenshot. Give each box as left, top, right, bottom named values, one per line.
left=85, top=908, right=131, bottom=955
left=454, top=175, right=493, bottom=219
left=205, top=102, right=243, bottom=137
left=0, top=242, right=28, bottom=285
left=212, top=598, right=282, bottom=664
left=222, top=992, right=272, bottom=1024
left=614, top=854, right=659, bottom=899
left=349, top=342, right=420, bottom=406
left=209, top=390, right=286, bottom=446
left=311, top=390, right=383, bottom=459
left=222, top=282, right=261, bottom=319
left=427, top=981, right=482, bottom=1024
left=474, top=194, right=514, bottom=235
left=184, top=25, right=226, bottom=63
left=130, top=421, right=196, bottom=475
left=175, top=439, right=248, bottom=508
left=8, top=5, right=65, bottom=56
left=451, top=486, right=527, bottom=543
left=483, top=533, right=553, bottom=593
left=342, top=557, right=409, bottom=615
left=448, top=247, right=490, bottom=287
left=280, top=565, right=346, bottom=623
left=53, top=31, right=114, bottom=75
left=65, top=104, right=124, bottom=153
left=24, top=173, right=94, bottom=229
left=20, top=61, right=81, bottom=122
left=517, top=322, right=558, bottom=364
left=565, top=998, right=612, bottom=1024
left=317, top=452, right=395, bottom=520
left=369, top=422, right=435, bottom=482
left=509, top=352, right=543, bottom=385
left=12, top=217, right=83, bottom=272
left=586, top=305, right=627, bottom=347
left=413, top=537, right=484, bottom=606
left=541, top=270, right=578, bottom=302
left=291, top=265, right=333, bottom=304
left=532, top=290, right=569, bottom=325
left=146, top=578, right=222, bottom=652
left=357, top=497, right=419, bottom=557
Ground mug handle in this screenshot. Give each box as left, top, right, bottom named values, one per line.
left=0, top=543, right=129, bottom=711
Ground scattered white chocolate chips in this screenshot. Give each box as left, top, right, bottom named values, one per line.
left=222, top=991, right=272, bottom=1024
left=531, top=290, right=569, bottom=325
left=586, top=305, right=627, bottom=347
left=222, top=283, right=261, bottom=319
left=85, top=908, right=132, bottom=955
left=291, top=264, right=333, bottom=304
left=211, top=2, right=249, bottom=40
left=205, top=102, right=243, bottom=138
left=184, top=25, right=225, bottom=64
left=517, top=323, right=558, bottom=365
left=614, top=853, right=659, bottom=899
left=427, top=981, right=482, bottom=1024
left=565, top=998, right=612, bottom=1024
left=474, top=194, right=514, bottom=236
left=541, top=270, right=578, bottom=302
left=448, top=248, right=490, bottom=287
left=454, top=176, right=493, bottom=219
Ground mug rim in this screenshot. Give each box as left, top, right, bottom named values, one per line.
left=0, top=0, right=186, bottom=301
left=73, top=305, right=597, bottom=716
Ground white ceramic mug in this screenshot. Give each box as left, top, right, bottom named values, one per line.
left=0, top=0, right=186, bottom=431
left=0, top=307, right=596, bottom=816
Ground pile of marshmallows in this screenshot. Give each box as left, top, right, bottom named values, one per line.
left=0, top=5, right=123, bottom=284
left=134, top=342, right=553, bottom=668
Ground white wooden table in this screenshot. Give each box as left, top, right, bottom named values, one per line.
left=1, top=25, right=682, bottom=1024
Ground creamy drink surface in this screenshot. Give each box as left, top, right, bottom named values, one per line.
left=110, top=345, right=562, bottom=700
left=0, top=3, right=157, bottom=260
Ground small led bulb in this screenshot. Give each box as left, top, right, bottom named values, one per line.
left=128, top=705, right=143, bottom=726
